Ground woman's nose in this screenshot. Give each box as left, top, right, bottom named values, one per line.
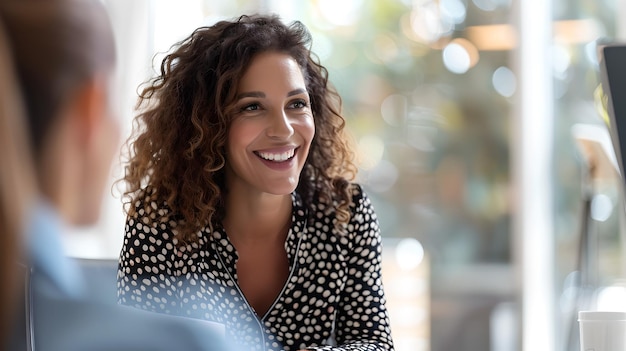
left=266, top=111, right=294, bottom=139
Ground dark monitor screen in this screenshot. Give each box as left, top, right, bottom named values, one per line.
left=600, top=44, right=626, bottom=180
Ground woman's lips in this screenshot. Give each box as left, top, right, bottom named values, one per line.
left=255, top=147, right=296, bottom=162
left=254, top=147, right=299, bottom=170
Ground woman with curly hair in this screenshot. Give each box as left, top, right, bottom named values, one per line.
left=117, top=14, right=395, bottom=351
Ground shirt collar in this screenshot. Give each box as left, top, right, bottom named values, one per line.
left=27, top=198, right=84, bottom=298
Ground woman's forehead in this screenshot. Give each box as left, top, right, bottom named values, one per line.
left=236, top=52, right=306, bottom=94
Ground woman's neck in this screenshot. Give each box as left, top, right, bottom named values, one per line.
left=222, top=186, right=292, bottom=244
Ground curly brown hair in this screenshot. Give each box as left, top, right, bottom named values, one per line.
left=121, top=14, right=357, bottom=243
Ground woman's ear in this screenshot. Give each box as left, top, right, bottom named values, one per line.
left=70, top=74, right=109, bottom=144
left=62, top=73, right=120, bottom=225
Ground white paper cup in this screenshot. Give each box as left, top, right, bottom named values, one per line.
left=578, top=311, right=626, bottom=351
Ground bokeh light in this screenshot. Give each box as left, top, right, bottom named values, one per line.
left=442, top=39, right=479, bottom=74
left=409, top=3, right=454, bottom=44
left=590, top=193, right=613, bottom=222
left=372, top=33, right=400, bottom=64
left=492, top=66, right=517, bottom=97
left=465, top=24, right=517, bottom=51
left=395, top=238, right=425, bottom=271
left=554, top=19, right=604, bottom=45
left=443, top=43, right=469, bottom=74
left=440, top=0, right=467, bottom=24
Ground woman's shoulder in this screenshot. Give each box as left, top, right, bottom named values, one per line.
left=124, top=188, right=211, bottom=255
left=347, top=183, right=377, bottom=221
left=346, top=182, right=375, bottom=213
left=323, top=183, right=380, bottom=245
left=127, top=188, right=171, bottom=221
left=306, top=182, right=377, bottom=233
left=125, top=188, right=179, bottom=241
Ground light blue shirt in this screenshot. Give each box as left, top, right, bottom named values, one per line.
left=26, top=199, right=84, bottom=298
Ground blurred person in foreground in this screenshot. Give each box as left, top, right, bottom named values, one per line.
left=0, top=0, right=232, bottom=350
left=116, top=14, right=395, bottom=351
left=0, top=9, right=35, bottom=349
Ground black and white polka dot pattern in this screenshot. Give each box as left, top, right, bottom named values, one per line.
left=117, top=185, right=394, bottom=351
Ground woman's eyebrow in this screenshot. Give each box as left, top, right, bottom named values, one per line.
left=236, top=88, right=307, bottom=100
left=237, top=91, right=265, bottom=99
left=287, top=88, right=307, bottom=97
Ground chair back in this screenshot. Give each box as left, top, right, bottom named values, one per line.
left=72, top=258, right=119, bottom=304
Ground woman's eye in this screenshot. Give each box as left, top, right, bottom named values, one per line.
left=241, top=103, right=260, bottom=111
left=289, top=99, right=308, bottom=109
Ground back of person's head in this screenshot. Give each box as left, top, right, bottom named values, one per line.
left=0, top=0, right=119, bottom=225
left=0, top=12, right=36, bottom=349
left=124, top=14, right=357, bottom=242
left=0, top=0, right=116, bottom=159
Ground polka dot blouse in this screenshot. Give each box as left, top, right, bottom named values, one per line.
left=117, top=184, right=395, bottom=351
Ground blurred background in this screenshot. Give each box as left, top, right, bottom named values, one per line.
left=64, top=0, right=626, bottom=350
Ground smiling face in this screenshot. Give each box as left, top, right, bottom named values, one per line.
left=225, top=51, right=315, bottom=196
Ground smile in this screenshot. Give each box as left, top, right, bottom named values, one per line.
left=255, top=148, right=296, bottom=162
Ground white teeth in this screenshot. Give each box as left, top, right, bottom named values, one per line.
left=258, top=149, right=295, bottom=162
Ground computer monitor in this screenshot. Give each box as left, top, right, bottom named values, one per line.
left=599, top=44, right=626, bottom=180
